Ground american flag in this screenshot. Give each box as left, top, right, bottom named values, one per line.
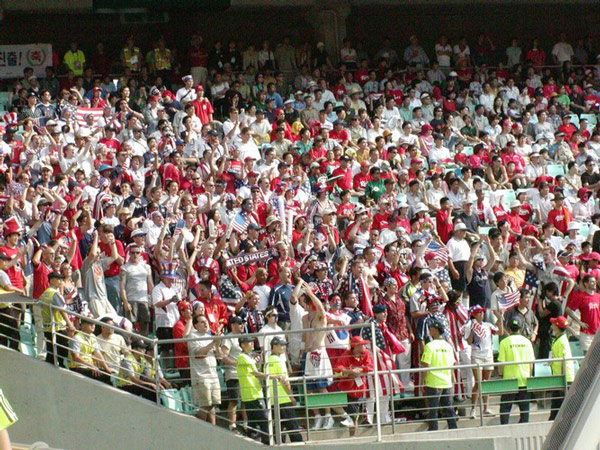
left=425, top=240, right=449, bottom=264
left=231, top=212, right=249, bottom=234
left=376, top=348, right=402, bottom=396
left=75, top=107, right=104, bottom=127
left=498, top=291, right=520, bottom=311
left=472, top=321, right=487, bottom=341
left=524, top=260, right=544, bottom=291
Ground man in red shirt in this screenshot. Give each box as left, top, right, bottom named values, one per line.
left=566, top=275, right=600, bottom=353
left=547, top=193, right=572, bottom=235
left=557, top=115, right=578, bottom=141
left=333, top=336, right=374, bottom=430
left=98, top=126, right=121, bottom=153
left=329, top=120, right=350, bottom=147
left=0, top=221, right=25, bottom=293
left=352, top=161, right=371, bottom=194
left=436, top=197, right=454, bottom=244
left=98, top=224, right=126, bottom=311
left=172, top=301, right=192, bottom=385
left=32, top=245, right=57, bottom=300
left=506, top=200, right=527, bottom=234
left=191, top=86, right=214, bottom=125
left=331, top=155, right=352, bottom=190
left=195, top=279, right=229, bottom=334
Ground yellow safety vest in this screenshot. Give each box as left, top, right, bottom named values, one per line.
left=117, top=354, right=146, bottom=387
left=123, top=47, right=141, bottom=70
left=39, top=287, right=66, bottom=332
left=68, top=332, right=97, bottom=369
left=153, top=49, right=172, bottom=71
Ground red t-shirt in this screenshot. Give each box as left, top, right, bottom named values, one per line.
left=201, top=297, right=230, bottom=334
left=172, top=318, right=189, bottom=369
left=337, top=202, right=354, bottom=220
left=32, top=261, right=53, bottom=299
left=334, top=349, right=374, bottom=398
left=192, top=98, right=214, bottom=125
left=436, top=209, right=453, bottom=244
left=331, top=167, right=352, bottom=190
left=98, top=137, right=121, bottom=152
left=353, top=173, right=370, bottom=190
left=547, top=207, right=572, bottom=235
left=567, top=290, right=600, bottom=335
left=0, top=246, right=24, bottom=290
left=372, top=212, right=390, bottom=230
left=98, top=240, right=126, bottom=277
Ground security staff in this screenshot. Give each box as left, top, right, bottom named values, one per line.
left=237, top=336, right=283, bottom=445
left=40, top=272, right=76, bottom=367
left=420, top=320, right=457, bottom=431
left=548, top=316, right=575, bottom=420
left=265, top=337, right=303, bottom=443
left=497, top=317, right=535, bottom=425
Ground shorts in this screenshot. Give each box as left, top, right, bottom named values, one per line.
left=579, top=333, right=594, bottom=352
left=472, top=354, right=494, bottom=370
left=301, top=349, right=333, bottom=390
left=192, top=377, right=222, bottom=407
left=0, top=389, right=18, bottom=431
left=129, top=301, right=150, bottom=324
left=225, top=379, right=240, bottom=403
left=346, top=396, right=364, bottom=416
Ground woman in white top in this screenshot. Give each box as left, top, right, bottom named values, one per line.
left=258, top=306, right=284, bottom=366
left=463, top=305, right=501, bottom=418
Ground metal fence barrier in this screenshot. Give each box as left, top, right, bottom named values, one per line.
left=0, top=300, right=585, bottom=445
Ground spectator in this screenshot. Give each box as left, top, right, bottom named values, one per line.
left=119, top=244, right=153, bottom=335
left=188, top=315, right=222, bottom=425
left=548, top=316, right=575, bottom=420
left=68, top=317, right=113, bottom=383
left=96, top=317, right=128, bottom=373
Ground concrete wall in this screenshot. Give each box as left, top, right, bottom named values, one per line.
left=0, top=347, right=260, bottom=450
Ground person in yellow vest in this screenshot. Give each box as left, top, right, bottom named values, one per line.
left=121, top=35, right=141, bottom=73
left=63, top=41, right=86, bottom=76
left=68, top=318, right=114, bottom=384
left=421, top=320, right=458, bottom=431
left=265, top=337, right=303, bottom=443
left=237, top=335, right=282, bottom=445
left=0, top=388, right=17, bottom=450
left=152, top=37, right=172, bottom=82
left=548, top=315, right=575, bottom=420
left=40, top=272, right=76, bottom=367
left=117, top=338, right=157, bottom=402
left=497, top=317, right=535, bottom=425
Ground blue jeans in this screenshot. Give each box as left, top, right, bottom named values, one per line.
left=104, top=275, right=121, bottom=311
left=424, top=386, right=458, bottom=431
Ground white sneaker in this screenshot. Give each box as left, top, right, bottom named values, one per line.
left=313, top=415, right=324, bottom=430
left=322, top=415, right=335, bottom=430
left=340, top=416, right=355, bottom=427
left=483, top=409, right=494, bottom=416
left=404, top=383, right=415, bottom=392
left=468, top=409, right=476, bottom=419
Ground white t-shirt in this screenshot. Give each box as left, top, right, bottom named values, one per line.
left=188, top=330, right=217, bottom=379
left=552, top=42, right=574, bottom=63
left=151, top=282, right=180, bottom=328
left=120, top=261, right=151, bottom=302
left=435, top=44, right=452, bottom=67
left=447, top=237, right=471, bottom=262
left=463, top=320, right=498, bottom=359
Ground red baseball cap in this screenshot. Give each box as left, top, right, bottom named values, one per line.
left=350, top=336, right=369, bottom=347
left=411, top=158, right=423, bottom=165
left=550, top=316, right=568, bottom=329
left=195, top=85, right=204, bottom=92
left=177, top=301, right=191, bottom=312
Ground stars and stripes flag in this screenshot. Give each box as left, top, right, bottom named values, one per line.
left=75, top=107, right=104, bottom=127
left=231, top=212, right=249, bottom=234
left=524, top=260, right=544, bottom=291
left=472, top=320, right=487, bottom=341
left=498, top=291, right=520, bottom=311
left=425, top=240, right=449, bottom=264
left=376, top=348, right=403, bottom=396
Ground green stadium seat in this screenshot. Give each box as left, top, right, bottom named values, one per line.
left=19, top=309, right=37, bottom=358
left=481, top=378, right=519, bottom=396
left=570, top=115, right=580, bottom=127
left=463, top=146, right=474, bottom=156
left=534, top=362, right=553, bottom=377
left=180, top=386, right=198, bottom=415
left=546, top=165, right=565, bottom=177
left=496, top=189, right=516, bottom=208
left=160, top=388, right=185, bottom=413
left=569, top=340, right=583, bottom=357
left=305, top=391, right=347, bottom=408
left=580, top=113, right=598, bottom=131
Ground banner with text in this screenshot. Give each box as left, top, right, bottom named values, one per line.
left=0, top=44, right=53, bottom=79
left=225, top=249, right=272, bottom=269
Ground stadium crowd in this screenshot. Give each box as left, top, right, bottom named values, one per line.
left=0, top=30, right=599, bottom=442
